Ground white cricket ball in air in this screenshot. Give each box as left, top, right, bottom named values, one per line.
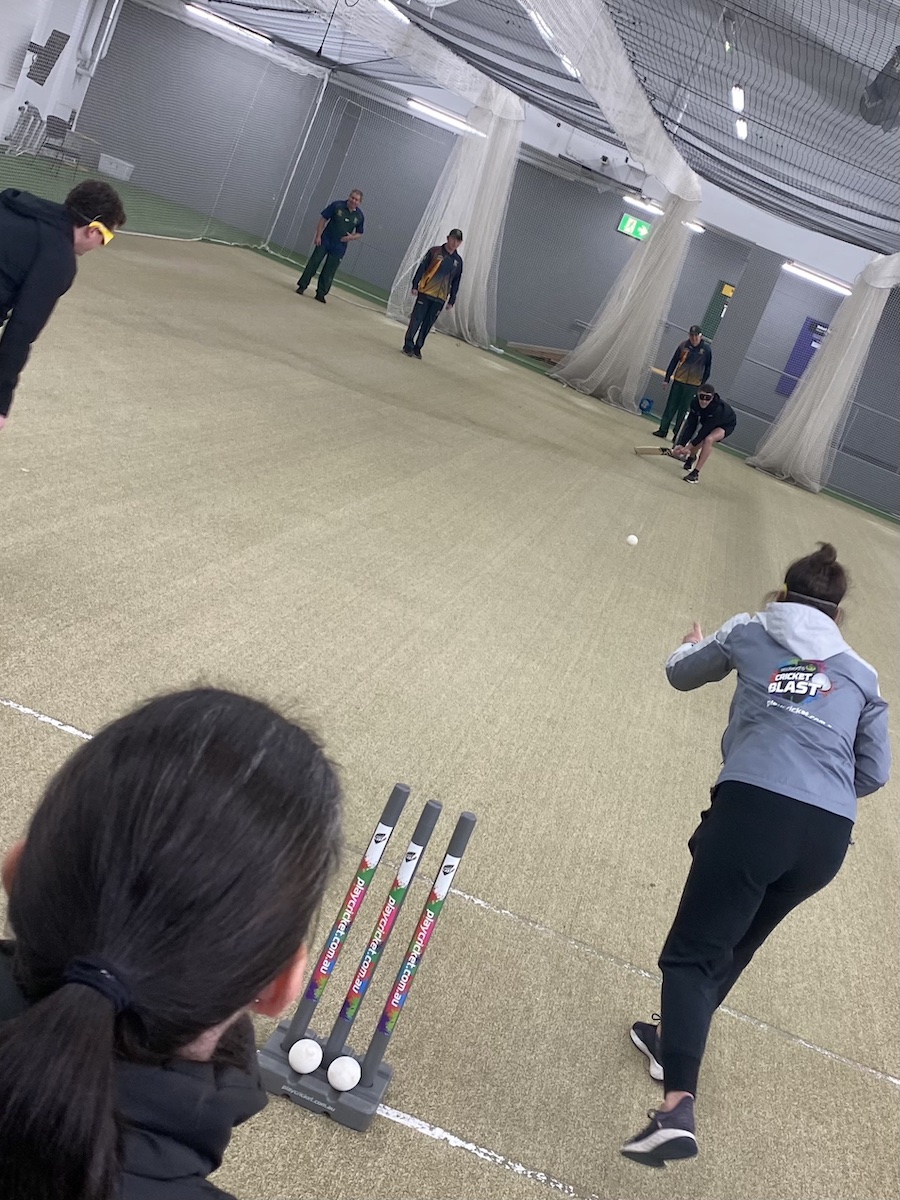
left=327, top=1055, right=362, bottom=1092
left=288, top=1038, right=323, bottom=1075
left=626, top=535, right=639, bottom=546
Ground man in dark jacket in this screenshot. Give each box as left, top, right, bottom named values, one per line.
left=0, top=179, right=125, bottom=431
left=402, top=229, right=464, bottom=359
left=668, top=384, right=737, bottom=484
left=653, top=325, right=712, bottom=440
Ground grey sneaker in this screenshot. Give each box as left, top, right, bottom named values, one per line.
left=630, top=1018, right=663, bottom=1081
left=620, top=1095, right=698, bottom=1168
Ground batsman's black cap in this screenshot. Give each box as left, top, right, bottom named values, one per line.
left=448, top=228, right=464, bottom=240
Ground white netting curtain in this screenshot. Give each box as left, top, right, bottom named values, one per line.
left=296, top=0, right=501, bottom=110
left=551, top=195, right=698, bottom=409
left=386, top=86, right=523, bottom=348
left=527, top=0, right=700, bottom=202
left=747, top=252, right=900, bottom=491
left=521, top=0, right=701, bottom=409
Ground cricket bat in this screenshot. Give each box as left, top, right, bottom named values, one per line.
left=634, top=445, right=671, bottom=456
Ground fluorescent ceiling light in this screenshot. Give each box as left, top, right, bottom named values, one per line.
left=782, top=262, right=852, bottom=296
left=521, top=3, right=577, bottom=77
left=684, top=221, right=705, bottom=233
left=375, top=0, right=410, bottom=24
left=735, top=118, right=748, bottom=139
left=731, top=86, right=745, bottom=113
left=622, top=193, right=664, bottom=215
left=407, top=98, right=486, bottom=137
left=528, top=8, right=555, bottom=42
left=185, top=3, right=272, bottom=43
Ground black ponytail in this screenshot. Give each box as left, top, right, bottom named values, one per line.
left=783, top=542, right=848, bottom=613
left=0, top=688, right=342, bottom=1200
left=0, top=986, right=120, bottom=1199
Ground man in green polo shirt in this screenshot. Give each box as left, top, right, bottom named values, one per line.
left=296, top=189, right=365, bottom=304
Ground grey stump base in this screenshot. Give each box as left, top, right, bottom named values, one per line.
left=258, top=1021, right=394, bottom=1133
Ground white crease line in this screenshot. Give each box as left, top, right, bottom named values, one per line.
left=6, top=696, right=900, bottom=1100
left=718, top=1006, right=900, bottom=1089
left=449, top=892, right=900, bottom=1091
left=451, top=888, right=658, bottom=982
left=0, top=698, right=91, bottom=741
left=376, top=1105, right=599, bottom=1200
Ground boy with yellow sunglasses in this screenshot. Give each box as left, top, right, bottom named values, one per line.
left=0, top=179, right=125, bottom=431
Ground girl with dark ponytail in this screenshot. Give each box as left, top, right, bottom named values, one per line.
left=622, top=544, right=891, bottom=1168
left=0, top=688, right=342, bottom=1200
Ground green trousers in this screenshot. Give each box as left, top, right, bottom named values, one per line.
left=297, top=244, right=342, bottom=297
left=658, top=380, right=697, bottom=437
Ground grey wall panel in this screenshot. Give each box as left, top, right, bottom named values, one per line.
left=79, top=1, right=320, bottom=238
left=840, top=288, right=900, bottom=490
left=742, top=273, right=843, bottom=375
left=665, top=229, right=750, bottom=336
left=829, top=453, right=900, bottom=516
left=496, top=165, right=636, bottom=350
left=728, top=274, right=842, bottom=425
left=855, top=289, right=900, bottom=419
left=841, top=406, right=900, bottom=472
left=729, top=410, right=771, bottom=456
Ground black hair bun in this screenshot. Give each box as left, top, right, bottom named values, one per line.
left=813, top=542, right=838, bottom=564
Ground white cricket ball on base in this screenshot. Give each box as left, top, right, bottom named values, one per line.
left=327, top=1055, right=362, bottom=1092
left=288, top=1038, right=323, bottom=1075
left=626, top=534, right=639, bottom=546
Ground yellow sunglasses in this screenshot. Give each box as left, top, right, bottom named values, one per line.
left=88, top=220, right=115, bottom=245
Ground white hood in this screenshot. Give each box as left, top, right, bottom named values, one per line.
left=758, top=602, right=848, bottom=660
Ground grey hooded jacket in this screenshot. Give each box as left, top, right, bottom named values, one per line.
left=666, top=602, right=890, bottom=821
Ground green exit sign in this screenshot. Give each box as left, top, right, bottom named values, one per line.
left=618, top=213, right=651, bottom=240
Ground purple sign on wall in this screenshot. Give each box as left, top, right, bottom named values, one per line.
left=777, top=317, right=829, bottom=396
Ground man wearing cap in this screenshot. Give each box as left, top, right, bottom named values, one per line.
left=0, top=178, right=125, bottom=432
left=667, top=382, right=737, bottom=484
left=402, top=229, right=464, bottom=359
left=653, top=324, right=712, bottom=441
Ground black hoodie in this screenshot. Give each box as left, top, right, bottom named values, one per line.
left=0, top=945, right=267, bottom=1199
left=678, top=391, right=737, bottom=446
left=0, top=188, right=78, bottom=417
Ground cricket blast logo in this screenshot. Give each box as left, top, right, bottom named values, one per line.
left=767, top=659, right=833, bottom=705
